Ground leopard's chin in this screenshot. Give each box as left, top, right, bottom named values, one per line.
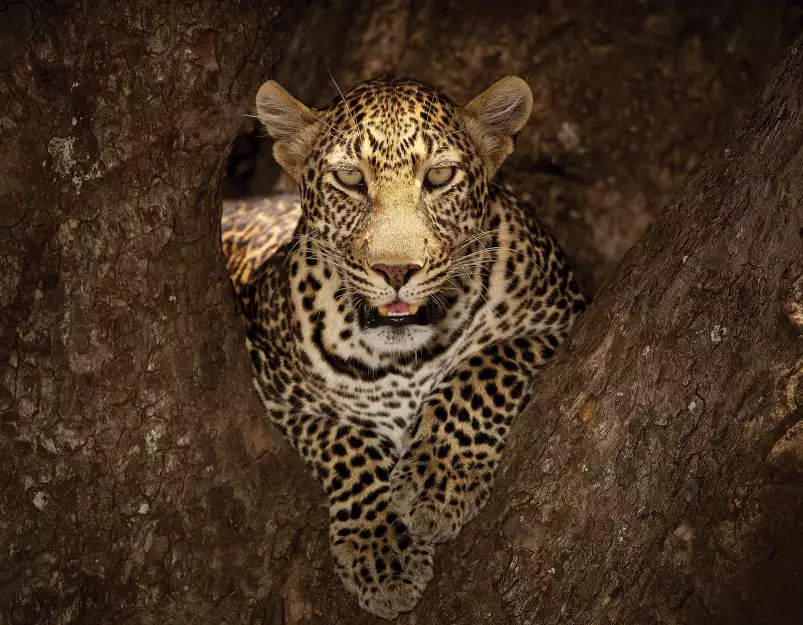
left=355, top=297, right=443, bottom=355
left=360, top=324, right=439, bottom=356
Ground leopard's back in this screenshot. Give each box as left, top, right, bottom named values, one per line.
left=221, top=194, right=300, bottom=293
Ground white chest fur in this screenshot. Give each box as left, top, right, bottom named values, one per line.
left=316, top=356, right=449, bottom=455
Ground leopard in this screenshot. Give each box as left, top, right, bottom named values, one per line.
left=221, top=74, right=586, bottom=619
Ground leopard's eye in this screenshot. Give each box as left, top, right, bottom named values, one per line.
left=425, top=166, right=455, bottom=188
left=334, top=169, right=364, bottom=188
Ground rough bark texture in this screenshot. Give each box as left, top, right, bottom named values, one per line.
left=2, top=2, right=802, bottom=625
left=0, top=2, right=309, bottom=623
left=228, top=0, right=802, bottom=296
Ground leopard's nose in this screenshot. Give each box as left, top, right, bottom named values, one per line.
left=371, top=263, right=422, bottom=291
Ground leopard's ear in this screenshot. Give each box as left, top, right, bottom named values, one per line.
left=462, top=76, right=533, bottom=178
left=255, top=80, right=321, bottom=183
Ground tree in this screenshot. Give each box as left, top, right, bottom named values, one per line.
left=404, top=32, right=803, bottom=625
left=0, top=2, right=311, bottom=623
left=2, top=3, right=801, bottom=625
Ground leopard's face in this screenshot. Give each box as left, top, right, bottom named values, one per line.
left=257, top=75, right=533, bottom=355
left=299, top=79, right=492, bottom=353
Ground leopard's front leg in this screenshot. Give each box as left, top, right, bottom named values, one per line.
left=271, top=407, right=434, bottom=620
left=390, top=336, right=549, bottom=543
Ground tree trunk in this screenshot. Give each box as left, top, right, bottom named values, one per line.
left=0, top=2, right=309, bottom=624
left=2, top=3, right=801, bottom=625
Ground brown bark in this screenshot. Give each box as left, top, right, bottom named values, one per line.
left=0, top=2, right=309, bottom=623
left=2, top=3, right=802, bottom=625
left=409, top=33, right=803, bottom=625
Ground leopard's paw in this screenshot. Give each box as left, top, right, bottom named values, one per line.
left=331, top=509, right=434, bottom=619
left=390, top=450, right=480, bottom=544
left=356, top=540, right=434, bottom=620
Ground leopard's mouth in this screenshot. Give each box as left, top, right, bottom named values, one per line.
left=358, top=298, right=444, bottom=329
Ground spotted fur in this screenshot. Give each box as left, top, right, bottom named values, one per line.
left=222, top=75, right=585, bottom=619
left=221, top=194, right=300, bottom=293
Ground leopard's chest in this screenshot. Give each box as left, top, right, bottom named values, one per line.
left=314, top=357, right=449, bottom=454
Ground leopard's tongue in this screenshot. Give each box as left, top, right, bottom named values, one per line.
left=360, top=299, right=441, bottom=328
left=378, top=301, right=422, bottom=317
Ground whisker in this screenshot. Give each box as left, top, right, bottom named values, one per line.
left=460, top=272, right=500, bottom=321
left=328, top=69, right=360, bottom=137
left=453, top=244, right=547, bottom=274
left=448, top=258, right=496, bottom=271
left=312, top=114, right=349, bottom=142
left=434, top=128, right=464, bottom=147
left=423, top=84, right=439, bottom=135
left=451, top=229, right=494, bottom=257
left=282, top=229, right=320, bottom=268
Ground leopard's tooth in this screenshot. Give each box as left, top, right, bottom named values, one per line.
left=407, top=305, right=420, bottom=315
left=378, top=306, right=389, bottom=316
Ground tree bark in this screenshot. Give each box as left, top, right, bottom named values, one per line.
left=407, top=33, right=803, bottom=625
left=0, top=2, right=309, bottom=624
left=2, top=3, right=801, bottom=625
